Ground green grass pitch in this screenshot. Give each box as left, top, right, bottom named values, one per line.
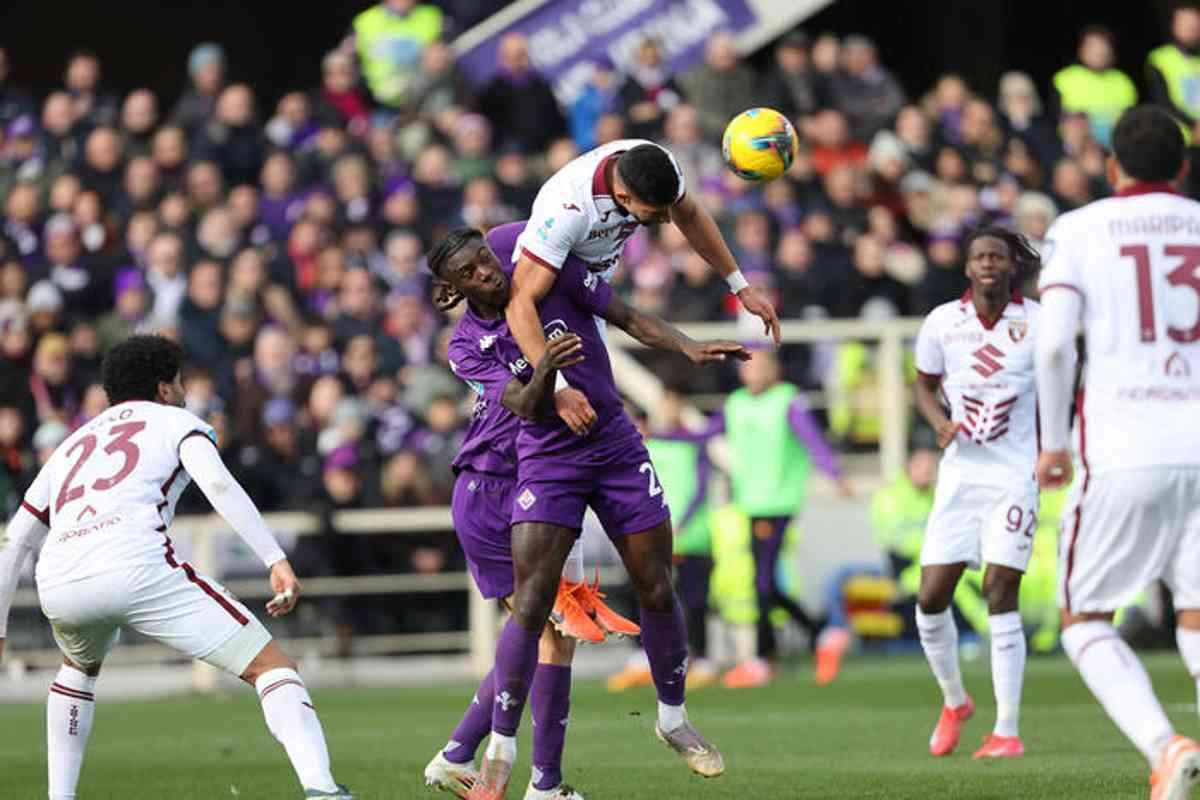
left=1, top=653, right=1196, bottom=799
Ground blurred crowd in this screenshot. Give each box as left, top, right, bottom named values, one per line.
left=3, top=0, right=1200, bottom=530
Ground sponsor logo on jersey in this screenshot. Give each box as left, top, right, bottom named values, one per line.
left=583, top=271, right=599, bottom=291
left=536, top=216, right=555, bottom=241
left=543, top=318, right=570, bottom=340
left=517, top=488, right=537, bottom=510
left=970, top=344, right=1006, bottom=378
left=508, top=357, right=530, bottom=376
left=562, top=202, right=582, bottom=212
left=1166, top=352, right=1192, bottom=378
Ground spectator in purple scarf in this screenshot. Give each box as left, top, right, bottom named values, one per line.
left=477, top=32, right=566, bottom=154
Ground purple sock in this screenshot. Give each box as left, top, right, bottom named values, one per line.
left=443, top=669, right=495, bottom=764
left=530, top=664, right=572, bottom=790
left=640, top=603, right=689, bottom=707
left=491, top=619, right=541, bottom=736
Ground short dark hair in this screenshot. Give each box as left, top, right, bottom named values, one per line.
left=101, top=335, right=184, bottom=405
left=427, top=227, right=484, bottom=280
left=1112, top=106, right=1185, bottom=182
left=964, top=226, right=1041, bottom=284
left=616, top=144, right=681, bottom=207
left=1080, top=24, right=1116, bottom=47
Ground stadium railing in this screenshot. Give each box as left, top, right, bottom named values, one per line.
left=2, top=317, right=921, bottom=692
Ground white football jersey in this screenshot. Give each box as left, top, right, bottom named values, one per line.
left=1040, top=187, right=1200, bottom=473
left=915, top=291, right=1041, bottom=487
left=514, top=138, right=686, bottom=281
left=22, top=401, right=216, bottom=589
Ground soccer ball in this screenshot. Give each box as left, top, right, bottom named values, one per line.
left=721, top=108, right=799, bottom=182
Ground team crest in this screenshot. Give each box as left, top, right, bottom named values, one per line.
left=1007, top=321, right=1028, bottom=343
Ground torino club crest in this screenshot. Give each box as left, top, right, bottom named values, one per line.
left=1008, top=321, right=1028, bottom=343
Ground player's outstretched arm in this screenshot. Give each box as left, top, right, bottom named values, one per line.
left=670, top=192, right=782, bottom=345
left=601, top=293, right=751, bottom=363
left=506, top=254, right=560, bottom=367
left=501, top=333, right=585, bottom=420
left=0, top=504, right=50, bottom=659
left=1035, top=287, right=1082, bottom=489
left=179, top=435, right=298, bottom=615
left=914, top=372, right=959, bottom=449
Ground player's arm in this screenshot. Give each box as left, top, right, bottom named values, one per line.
left=914, top=372, right=958, bottom=449
left=669, top=192, right=782, bottom=345
left=788, top=397, right=853, bottom=497
left=601, top=292, right=751, bottom=363
left=506, top=253, right=562, bottom=369
left=178, top=434, right=298, bottom=617
left=1035, top=288, right=1082, bottom=489
left=0, top=503, right=50, bottom=660
left=501, top=333, right=585, bottom=420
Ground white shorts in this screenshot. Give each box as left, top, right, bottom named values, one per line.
left=39, top=562, right=271, bottom=675
left=1059, top=467, right=1200, bottom=614
left=920, top=479, right=1039, bottom=572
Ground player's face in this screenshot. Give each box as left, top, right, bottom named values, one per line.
left=619, top=190, right=672, bottom=225
left=446, top=240, right=509, bottom=307
left=965, top=235, right=1013, bottom=294
left=158, top=372, right=186, bottom=408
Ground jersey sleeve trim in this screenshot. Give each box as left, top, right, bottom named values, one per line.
left=520, top=246, right=560, bottom=273
left=179, top=429, right=217, bottom=451
left=916, top=370, right=943, bottom=380
left=1040, top=282, right=1082, bottom=296
left=20, top=500, right=49, bottom=526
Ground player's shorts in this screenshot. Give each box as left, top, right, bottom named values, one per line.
left=39, top=561, right=272, bottom=675
left=920, top=479, right=1039, bottom=572
left=452, top=471, right=516, bottom=600
left=1059, top=467, right=1200, bottom=614
left=511, top=442, right=671, bottom=538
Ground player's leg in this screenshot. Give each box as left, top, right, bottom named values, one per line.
left=46, top=656, right=102, bottom=800
left=973, top=564, right=1026, bottom=758
left=916, top=560, right=974, bottom=757
left=677, top=554, right=717, bottom=687
left=527, top=623, right=579, bottom=799
left=1170, top=473, right=1200, bottom=717
left=1176, top=608, right=1200, bottom=715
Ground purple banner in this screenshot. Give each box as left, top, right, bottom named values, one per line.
left=456, top=0, right=757, bottom=106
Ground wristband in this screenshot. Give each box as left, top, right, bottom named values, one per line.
left=725, top=269, right=749, bottom=293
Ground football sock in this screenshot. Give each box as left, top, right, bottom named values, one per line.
left=530, top=664, right=572, bottom=790
left=491, top=619, right=541, bottom=737
left=561, top=540, right=584, bottom=584
left=255, top=668, right=338, bottom=793
left=47, top=665, right=96, bottom=800
left=1063, top=621, right=1175, bottom=766
left=444, top=669, right=495, bottom=764
left=989, top=612, right=1025, bottom=737
left=1175, top=627, right=1200, bottom=715
left=641, top=603, right=689, bottom=724
left=916, top=607, right=967, bottom=708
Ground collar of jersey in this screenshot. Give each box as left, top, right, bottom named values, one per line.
left=592, top=152, right=633, bottom=221
left=1114, top=181, right=1181, bottom=198
left=960, top=288, right=1025, bottom=329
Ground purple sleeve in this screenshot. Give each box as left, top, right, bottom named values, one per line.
left=787, top=397, right=843, bottom=479
left=703, top=412, right=725, bottom=438
left=447, top=336, right=514, bottom=407
left=677, top=446, right=710, bottom=532
left=560, top=257, right=612, bottom=316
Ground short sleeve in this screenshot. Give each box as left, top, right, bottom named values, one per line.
left=1038, top=218, right=1083, bottom=295
left=20, top=466, right=51, bottom=525
left=518, top=202, right=590, bottom=271
left=448, top=334, right=515, bottom=407
left=914, top=312, right=944, bottom=376
left=560, top=257, right=613, bottom=317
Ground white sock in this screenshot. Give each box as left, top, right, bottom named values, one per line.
left=561, top=539, right=584, bottom=584
left=47, top=665, right=97, bottom=800
left=1176, top=627, right=1200, bottom=714
left=916, top=607, right=967, bottom=708
left=485, top=732, right=516, bottom=763
left=255, top=668, right=338, bottom=793
left=1062, top=621, right=1175, bottom=766
left=989, top=612, right=1025, bottom=737
left=658, top=700, right=688, bottom=732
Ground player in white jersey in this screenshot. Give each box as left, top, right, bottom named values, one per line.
left=912, top=227, right=1042, bottom=760
left=0, top=336, right=355, bottom=800
left=1036, top=106, right=1200, bottom=800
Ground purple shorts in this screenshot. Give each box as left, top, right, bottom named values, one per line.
left=511, top=442, right=672, bottom=538
left=451, top=471, right=516, bottom=600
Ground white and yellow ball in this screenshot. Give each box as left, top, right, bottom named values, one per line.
left=721, top=107, right=799, bottom=182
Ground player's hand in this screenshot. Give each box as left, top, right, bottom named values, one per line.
left=685, top=340, right=753, bottom=364
left=541, top=333, right=585, bottom=371
left=555, top=387, right=597, bottom=436
left=934, top=419, right=960, bottom=449
left=1036, top=450, right=1073, bottom=489
left=266, top=559, right=301, bottom=618
left=433, top=280, right=464, bottom=312
left=736, top=285, right=782, bottom=346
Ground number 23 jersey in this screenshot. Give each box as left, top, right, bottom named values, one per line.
left=21, top=401, right=216, bottom=589
left=1040, top=188, right=1200, bottom=474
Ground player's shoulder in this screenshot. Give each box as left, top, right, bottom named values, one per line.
left=923, top=298, right=966, bottom=327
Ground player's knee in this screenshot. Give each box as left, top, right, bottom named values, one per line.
left=512, top=577, right=556, bottom=631
left=916, top=588, right=952, bottom=615
left=637, top=574, right=676, bottom=614
left=982, top=573, right=1020, bottom=614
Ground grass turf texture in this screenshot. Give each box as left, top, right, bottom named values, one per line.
left=1, top=653, right=1195, bottom=799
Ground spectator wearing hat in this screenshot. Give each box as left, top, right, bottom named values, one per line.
left=172, top=43, right=226, bottom=137
left=763, top=31, right=829, bottom=123
left=26, top=280, right=64, bottom=337
left=679, top=31, right=758, bottom=140
left=616, top=37, right=681, bottom=141
left=95, top=268, right=152, bottom=352
left=30, top=213, right=112, bottom=318
left=477, top=32, right=566, bottom=154
left=829, top=35, right=905, bottom=142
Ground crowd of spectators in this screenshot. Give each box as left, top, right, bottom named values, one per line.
left=2, top=0, right=1200, bottom=534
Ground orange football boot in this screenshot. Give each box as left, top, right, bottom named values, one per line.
left=580, top=573, right=640, bottom=638
left=814, top=626, right=851, bottom=686
left=929, top=695, right=975, bottom=756
left=1151, top=735, right=1200, bottom=800
left=972, top=734, right=1025, bottom=759
left=549, top=579, right=605, bottom=643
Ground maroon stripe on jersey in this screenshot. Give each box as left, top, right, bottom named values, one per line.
left=591, top=152, right=623, bottom=196
left=519, top=246, right=560, bottom=274
left=1063, top=390, right=1090, bottom=613
left=49, top=683, right=94, bottom=701
left=962, top=395, right=983, bottom=405
left=181, top=562, right=248, bottom=626
left=1074, top=635, right=1120, bottom=665
left=985, top=426, right=1010, bottom=442
left=160, top=463, right=185, bottom=497
left=161, top=535, right=179, bottom=568
left=259, top=678, right=304, bottom=699
left=21, top=500, right=49, bottom=526
left=1040, top=282, right=1082, bottom=296
left=994, top=396, right=1018, bottom=409
left=179, top=429, right=215, bottom=450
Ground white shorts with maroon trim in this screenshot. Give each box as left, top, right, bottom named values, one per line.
left=40, top=561, right=271, bottom=675
left=920, top=478, right=1039, bottom=572
left=1059, top=467, right=1200, bottom=613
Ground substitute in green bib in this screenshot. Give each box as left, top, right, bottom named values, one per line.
left=352, top=0, right=444, bottom=110
left=713, top=348, right=852, bottom=689
left=1147, top=5, right=1200, bottom=141
left=1052, top=27, right=1136, bottom=147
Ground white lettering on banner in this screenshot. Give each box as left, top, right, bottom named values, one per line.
left=528, top=0, right=654, bottom=71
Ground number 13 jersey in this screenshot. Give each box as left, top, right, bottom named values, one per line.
left=1040, top=187, right=1200, bottom=474
left=21, top=401, right=216, bottom=590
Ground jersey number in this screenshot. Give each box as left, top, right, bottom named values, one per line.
left=639, top=462, right=664, bottom=505
left=1120, top=244, right=1200, bottom=343
left=1005, top=505, right=1037, bottom=539
left=54, top=422, right=147, bottom=513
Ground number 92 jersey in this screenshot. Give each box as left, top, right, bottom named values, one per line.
left=21, top=401, right=216, bottom=590
left=1040, top=188, right=1200, bottom=474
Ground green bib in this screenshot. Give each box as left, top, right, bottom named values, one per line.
left=870, top=476, right=934, bottom=560
left=646, top=437, right=710, bottom=556
left=353, top=4, right=443, bottom=108
left=1052, top=64, right=1137, bottom=145
left=724, top=383, right=811, bottom=517
left=1148, top=44, right=1200, bottom=140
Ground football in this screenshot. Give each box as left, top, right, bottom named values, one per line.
left=721, top=107, right=799, bottom=182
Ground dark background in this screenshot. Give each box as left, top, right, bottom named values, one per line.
left=0, top=0, right=1186, bottom=109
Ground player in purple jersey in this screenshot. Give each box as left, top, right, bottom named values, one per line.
left=426, top=224, right=748, bottom=800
